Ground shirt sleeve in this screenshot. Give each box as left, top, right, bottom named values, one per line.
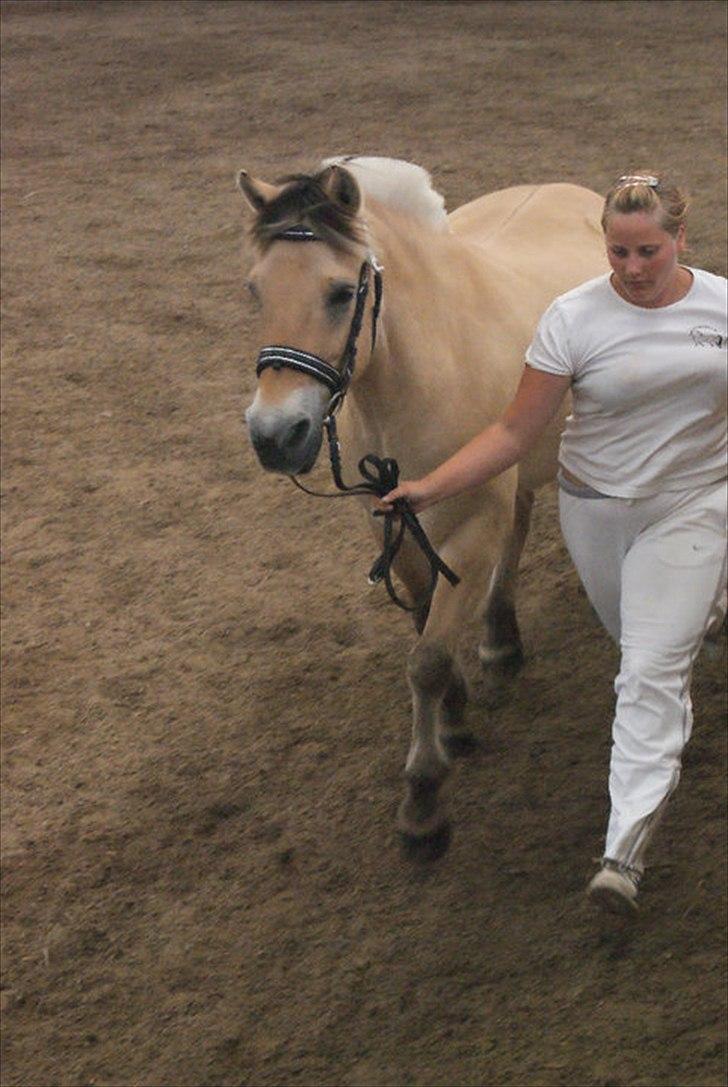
left=525, top=300, right=574, bottom=377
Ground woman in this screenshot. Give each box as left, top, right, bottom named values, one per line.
left=381, top=174, right=727, bottom=916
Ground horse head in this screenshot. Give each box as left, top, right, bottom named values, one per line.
left=239, top=163, right=381, bottom=475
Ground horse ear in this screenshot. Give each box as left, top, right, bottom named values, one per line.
left=318, top=164, right=361, bottom=214
left=237, top=171, right=282, bottom=212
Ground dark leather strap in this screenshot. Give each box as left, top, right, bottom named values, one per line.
left=290, top=412, right=460, bottom=612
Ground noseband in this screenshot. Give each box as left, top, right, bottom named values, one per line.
left=252, top=225, right=459, bottom=613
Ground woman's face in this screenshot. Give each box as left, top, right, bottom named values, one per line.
left=605, top=210, right=686, bottom=307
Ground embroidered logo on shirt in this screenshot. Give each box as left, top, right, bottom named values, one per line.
left=690, top=325, right=726, bottom=348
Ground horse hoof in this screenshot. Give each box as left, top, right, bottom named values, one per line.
left=400, top=821, right=452, bottom=862
left=441, top=731, right=479, bottom=759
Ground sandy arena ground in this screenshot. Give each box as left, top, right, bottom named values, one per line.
left=1, top=2, right=726, bottom=1085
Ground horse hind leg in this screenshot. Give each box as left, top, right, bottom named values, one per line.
left=479, top=488, right=534, bottom=672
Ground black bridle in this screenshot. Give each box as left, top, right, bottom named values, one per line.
left=256, top=227, right=383, bottom=413
left=254, top=226, right=459, bottom=612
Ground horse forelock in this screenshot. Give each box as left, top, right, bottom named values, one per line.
left=251, top=173, right=365, bottom=252
left=250, top=159, right=448, bottom=252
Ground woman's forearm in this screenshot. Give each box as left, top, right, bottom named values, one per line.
left=380, top=367, right=571, bottom=513
left=420, top=420, right=524, bottom=504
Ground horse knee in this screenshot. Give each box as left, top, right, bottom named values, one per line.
left=408, top=642, right=470, bottom=730
left=407, top=642, right=452, bottom=696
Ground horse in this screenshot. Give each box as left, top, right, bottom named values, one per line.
left=238, top=157, right=607, bottom=858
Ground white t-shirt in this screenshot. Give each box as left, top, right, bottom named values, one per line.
left=526, top=268, right=728, bottom=497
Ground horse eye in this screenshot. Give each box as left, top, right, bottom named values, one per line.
left=245, top=279, right=260, bottom=301
left=328, top=285, right=355, bottom=308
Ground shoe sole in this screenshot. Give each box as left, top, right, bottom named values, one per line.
left=588, top=884, right=638, bottom=917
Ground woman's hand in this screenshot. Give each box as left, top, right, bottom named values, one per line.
left=376, top=476, right=437, bottom=515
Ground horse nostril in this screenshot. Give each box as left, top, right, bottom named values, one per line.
left=254, top=434, right=277, bottom=457
left=289, top=418, right=311, bottom=447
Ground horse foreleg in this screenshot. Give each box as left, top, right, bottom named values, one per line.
left=479, top=487, right=534, bottom=670
left=440, top=664, right=475, bottom=757
left=398, top=639, right=457, bottom=860
left=398, top=510, right=509, bottom=860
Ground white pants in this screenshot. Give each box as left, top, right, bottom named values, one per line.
left=559, top=478, right=727, bottom=870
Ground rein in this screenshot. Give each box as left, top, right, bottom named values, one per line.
left=254, top=226, right=460, bottom=612
left=291, top=415, right=460, bottom=611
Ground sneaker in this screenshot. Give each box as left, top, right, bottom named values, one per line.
left=587, top=860, right=640, bottom=916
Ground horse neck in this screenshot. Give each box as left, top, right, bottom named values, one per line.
left=346, top=202, right=492, bottom=439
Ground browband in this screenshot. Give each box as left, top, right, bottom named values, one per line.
left=275, top=225, right=319, bottom=241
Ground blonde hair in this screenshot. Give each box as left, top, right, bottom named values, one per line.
left=601, top=173, right=690, bottom=237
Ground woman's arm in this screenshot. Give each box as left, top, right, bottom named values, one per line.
left=379, top=365, right=571, bottom=513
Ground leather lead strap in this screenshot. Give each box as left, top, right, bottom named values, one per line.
left=290, top=412, right=460, bottom=613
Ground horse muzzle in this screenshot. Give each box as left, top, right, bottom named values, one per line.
left=245, top=391, right=326, bottom=475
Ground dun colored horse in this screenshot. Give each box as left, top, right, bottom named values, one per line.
left=239, top=157, right=607, bottom=857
